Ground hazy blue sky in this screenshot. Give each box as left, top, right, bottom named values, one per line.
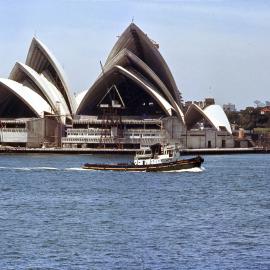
left=0, top=0, right=270, bottom=109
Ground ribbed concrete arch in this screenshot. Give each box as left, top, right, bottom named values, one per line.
left=0, top=78, right=51, bottom=117
left=10, top=62, right=46, bottom=101
left=116, top=65, right=174, bottom=116
left=75, top=90, right=88, bottom=107
left=185, top=103, right=232, bottom=134
left=9, top=62, right=70, bottom=121
left=77, top=64, right=174, bottom=116
left=104, top=48, right=185, bottom=124
left=105, top=23, right=182, bottom=106
left=26, top=37, right=76, bottom=114
left=204, top=105, right=232, bottom=134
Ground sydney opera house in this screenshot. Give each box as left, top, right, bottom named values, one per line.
left=0, top=23, right=234, bottom=150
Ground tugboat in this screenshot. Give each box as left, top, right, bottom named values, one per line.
left=82, top=144, right=204, bottom=172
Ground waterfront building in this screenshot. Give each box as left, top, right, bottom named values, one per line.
left=223, top=103, right=236, bottom=112
left=260, top=106, right=270, bottom=115
left=184, top=98, right=215, bottom=111
left=0, top=23, right=235, bottom=150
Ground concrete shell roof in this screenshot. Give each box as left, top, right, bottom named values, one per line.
left=9, top=62, right=71, bottom=119
left=75, top=90, right=88, bottom=107
left=185, top=103, right=232, bottom=134
left=105, top=23, right=182, bottom=106
left=204, top=105, right=232, bottom=134
left=104, top=48, right=185, bottom=123
left=77, top=64, right=175, bottom=116
left=26, top=37, right=76, bottom=114
left=0, top=78, right=51, bottom=117
left=116, top=65, right=174, bottom=116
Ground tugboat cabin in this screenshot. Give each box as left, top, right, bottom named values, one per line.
left=134, top=143, right=180, bottom=166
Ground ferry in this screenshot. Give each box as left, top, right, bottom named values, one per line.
left=82, top=144, right=204, bottom=172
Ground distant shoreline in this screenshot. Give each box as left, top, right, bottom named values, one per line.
left=0, top=146, right=269, bottom=155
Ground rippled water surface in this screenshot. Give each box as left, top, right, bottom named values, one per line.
left=0, top=154, right=269, bottom=270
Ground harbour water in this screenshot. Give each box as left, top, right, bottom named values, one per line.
left=0, top=154, right=269, bottom=269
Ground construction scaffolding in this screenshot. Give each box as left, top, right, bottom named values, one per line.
left=98, top=84, right=125, bottom=148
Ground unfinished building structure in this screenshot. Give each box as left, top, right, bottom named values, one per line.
left=0, top=23, right=234, bottom=150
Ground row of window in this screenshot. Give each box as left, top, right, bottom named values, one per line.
left=66, top=134, right=162, bottom=140
left=0, top=129, right=27, bottom=133
left=62, top=136, right=163, bottom=142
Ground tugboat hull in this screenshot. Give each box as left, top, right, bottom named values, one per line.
left=82, top=156, right=204, bottom=172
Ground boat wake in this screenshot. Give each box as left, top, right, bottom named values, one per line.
left=162, top=166, right=205, bottom=173
left=0, top=166, right=205, bottom=173
left=0, top=166, right=93, bottom=171
left=64, top=167, right=88, bottom=171
left=0, top=166, right=59, bottom=171
left=0, top=166, right=83, bottom=171
left=33, top=167, right=59, bottom=170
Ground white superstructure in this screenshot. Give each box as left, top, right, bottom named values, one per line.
left=134, top=145, right=180, bottom=165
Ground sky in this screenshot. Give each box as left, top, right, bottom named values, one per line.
left=0, top=0, right=270, bottom=110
